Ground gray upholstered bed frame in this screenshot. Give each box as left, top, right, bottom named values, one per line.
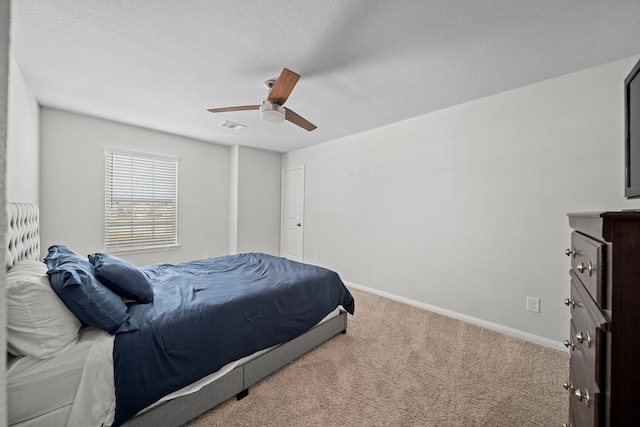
left=5, top=203, right=40, bottom=270
left=126, top=312, right=347, bottom=426
left=6, top=202, right=348, bottom=427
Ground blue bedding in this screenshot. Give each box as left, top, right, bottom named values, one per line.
left=112, top=253, right=354, bottom=426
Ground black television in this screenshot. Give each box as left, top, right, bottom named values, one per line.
left=625, top=57, right=640, bottom=198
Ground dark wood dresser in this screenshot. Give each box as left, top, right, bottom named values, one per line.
left=565, top=212, right=640, bottom=426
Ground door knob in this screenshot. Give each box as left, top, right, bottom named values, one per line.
left=296, top=223, right=301, bottom=227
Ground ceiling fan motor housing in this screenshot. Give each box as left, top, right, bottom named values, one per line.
left=260, top=100, right=286, bottom=124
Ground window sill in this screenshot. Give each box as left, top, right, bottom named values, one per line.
left=103, top=244, right=181, bottom=255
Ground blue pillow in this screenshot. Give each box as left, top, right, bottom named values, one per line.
left=88, top=253, right=154, bottom=303
left=44, top=245, right=138, bottom=335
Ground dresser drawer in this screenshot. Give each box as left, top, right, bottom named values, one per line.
left=568, top=321, right=603, bottom=387
left=569, top=351, right=600, bottom=427
left=569, top=271, right=608, bottom=385
left=569, top=395, right=585, bottom=427
left=569, top=232, right=605, bottom=306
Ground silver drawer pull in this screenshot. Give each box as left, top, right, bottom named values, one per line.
left=563, top=381, right=574, bottom=392
left=564, top=297, right=576, bottom=309
left=574, top=388, right=590, bottom=407
left=575, top=331, right=592, bottom=348
left=565, top=247, right=576, bottom=258
left=563, top=339, right=575, bottom=351
left=576, top=261, right=594, bottom=276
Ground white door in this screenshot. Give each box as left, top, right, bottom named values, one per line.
left=281, top=166, right=304, bottom=262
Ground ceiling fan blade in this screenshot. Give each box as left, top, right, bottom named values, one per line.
left=268, top=68, right=300, bottom=105
left=285, top=108, right=317, bottom=131
left=207, top=105, right=260, bottom=113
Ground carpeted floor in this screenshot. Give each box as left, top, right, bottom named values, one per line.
left=195, top=287, right=569, bottom=426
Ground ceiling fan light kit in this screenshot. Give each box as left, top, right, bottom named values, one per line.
left=207, top=68, right=316, bottom=131
left=259, top=101, right=286, bottom=124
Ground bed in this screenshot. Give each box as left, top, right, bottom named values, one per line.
left=5, top=202, right=355, bottom=426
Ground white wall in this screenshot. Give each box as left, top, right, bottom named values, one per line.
left=39, top=109, right=230, bottom=266
left=229, top=145, right=281, bottom=255
left=6, top=55, right=38, bottom=205
left=1, top=1, right=10, bottom=423
left=283, top=55, right=640, bottom=344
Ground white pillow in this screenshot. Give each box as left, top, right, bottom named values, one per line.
left=6, top=260, right=82, bottom=358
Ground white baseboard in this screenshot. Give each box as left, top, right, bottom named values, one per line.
left=344, top=281, right=568, bottom=353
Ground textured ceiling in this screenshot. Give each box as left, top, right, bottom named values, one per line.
left=10, top=0, right=640, bottom=153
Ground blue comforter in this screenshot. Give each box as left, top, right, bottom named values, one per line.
left=112, top=253, right=354, bottom=426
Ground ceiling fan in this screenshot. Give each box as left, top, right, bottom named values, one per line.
left=207, top=68, right=317, bottom=131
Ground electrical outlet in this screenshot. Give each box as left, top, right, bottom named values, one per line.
left=526, top=297, right=540, bottom=313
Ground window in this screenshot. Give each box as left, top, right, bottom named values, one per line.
left=104, top=149, right=178, bottom=252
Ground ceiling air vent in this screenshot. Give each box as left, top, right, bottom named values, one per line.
left=219, top=120, right=246, bottom=131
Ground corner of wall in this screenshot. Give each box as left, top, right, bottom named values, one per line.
left=231, top=145, right=282, bottom=255
left=7, top=52, right=40, bottom=205
left=228, top=145, right=239, bottom=254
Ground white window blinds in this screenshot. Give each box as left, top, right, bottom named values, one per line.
left=104, top=150, right=178, bottom=252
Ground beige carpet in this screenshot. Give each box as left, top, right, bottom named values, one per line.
left=195, top=288, right=569, bottom=426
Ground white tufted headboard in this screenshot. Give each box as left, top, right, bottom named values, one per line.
left=6, top=202, right=40, bottom=270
